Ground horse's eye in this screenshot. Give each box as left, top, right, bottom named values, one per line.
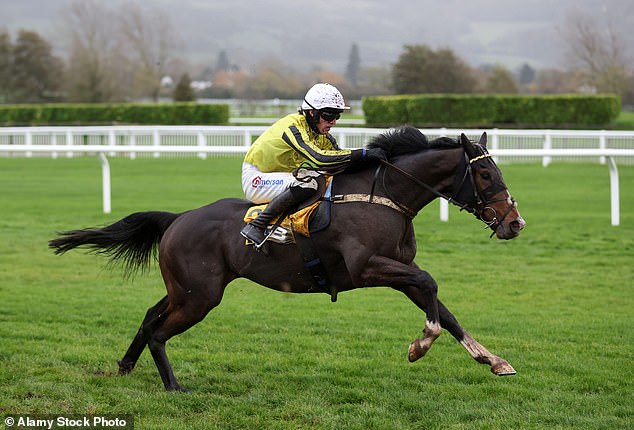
left=481, top=172, right=491, bottom=180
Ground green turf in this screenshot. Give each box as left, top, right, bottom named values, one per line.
left=0, top=155, right=632, bottom=429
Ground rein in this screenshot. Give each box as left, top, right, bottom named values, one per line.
left=372, top=150, right=515, bottom=236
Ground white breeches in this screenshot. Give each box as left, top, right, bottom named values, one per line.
left=241, top=163, right=319, bottom=204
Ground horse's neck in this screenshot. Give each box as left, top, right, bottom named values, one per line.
left=389, top=148, right=464, bottom=210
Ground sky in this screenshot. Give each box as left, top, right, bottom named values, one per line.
left=1, top=0, right=633, bottom=74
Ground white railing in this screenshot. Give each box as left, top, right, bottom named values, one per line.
left=1, top=126, right=633, bottom=225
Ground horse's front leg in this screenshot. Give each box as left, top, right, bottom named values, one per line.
left=355, top=255, right=442, bottom=361
left=400, top=282, right=516, bottom=376
left=459, top=331, right=516, bottom=376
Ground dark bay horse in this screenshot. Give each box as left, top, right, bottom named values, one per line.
left=49, top=127, right=525, bottom=392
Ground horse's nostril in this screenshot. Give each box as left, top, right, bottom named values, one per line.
left=510, top=220, right=521, bottom=233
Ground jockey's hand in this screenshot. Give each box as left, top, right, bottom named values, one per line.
left=363, top=148, right=387, bottom=161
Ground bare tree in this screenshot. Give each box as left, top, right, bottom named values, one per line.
left=62, top=1, right=182, bottom=102
left=63, top=0, right=129, bottom=102
left=560, top=9, right=631, bottom=97
left=118, top=1, right=180, bottom=101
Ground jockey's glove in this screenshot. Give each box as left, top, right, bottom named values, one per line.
left=363, top=148, right=388, bottom=161
left=350, top=147, right=387, bottom=167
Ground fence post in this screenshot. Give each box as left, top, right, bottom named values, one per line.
left=243, top=129, right=252, bottom=148
left=543, top=131, right=552, bottom=167
left=197, top=131, right=206, bottom=160
left=599, top=130, right=606, bottom=165
left=338, top=132, right=347, bottom=149
left=25, top=130, right=32, bottom=158
left=153, top=129, right=160, bottom=158
left=440, top=198, right=449, bottom=222
left=51, top=133, right=58, bottom=159
left=607, top=157, right=619, bottom=226
left=98, top=152, right=111, bottom=214
left=491, top=129, right=499, bottom=163
left=108, top=129, right=116, bottom=157
left=66, top=130, right=73, bottom=158
left=129, top=132, right=136, bottom=160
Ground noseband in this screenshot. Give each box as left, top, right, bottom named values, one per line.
left=451, top=152, right=517, bottom=237
left=377, top=148, right=516, bottom=236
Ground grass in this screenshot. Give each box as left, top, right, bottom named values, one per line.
left=0, top=155, right=632, bottom=429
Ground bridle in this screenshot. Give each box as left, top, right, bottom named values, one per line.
left=374, top=147, right=517, bottom=237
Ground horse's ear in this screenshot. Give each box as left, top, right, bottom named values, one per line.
left=460, top=133, right=477, bottom=159
left=478, top=132, right=487, bottom=149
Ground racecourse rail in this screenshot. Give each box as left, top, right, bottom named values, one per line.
left=1, top=126, right=633, bottom=225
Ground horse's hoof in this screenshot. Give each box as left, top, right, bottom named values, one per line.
left=491, top=362, right=517, bottom=376
left=408, top=341, right=423, bottom=362
left=168, top=385, right=190, bottom=393
left=117, top=360, right=135, bottom=375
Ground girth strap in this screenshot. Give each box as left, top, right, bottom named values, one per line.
left=329, top=193, right=416, bottom=219
left=290, top=223, right=337, bottom=302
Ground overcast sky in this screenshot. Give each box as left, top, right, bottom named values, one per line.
left=1, top=0, right=633, bottom=73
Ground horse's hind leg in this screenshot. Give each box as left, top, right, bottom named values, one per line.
left=400, top=286, right=516, bottom=376
left=118, top=296, right=169, bottom=375
left=146, top=298, right=220, bottom=392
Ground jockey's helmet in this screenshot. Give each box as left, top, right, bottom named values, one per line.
left=301, top=83, right=350, bottom=112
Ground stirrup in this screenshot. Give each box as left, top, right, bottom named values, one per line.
left=240, top=224, right=267, bottom=248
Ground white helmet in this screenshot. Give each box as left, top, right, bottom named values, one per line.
left=301, top=83, right=350, bottom=111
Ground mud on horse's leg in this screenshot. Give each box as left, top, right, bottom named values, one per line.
left=460, top=331, right=516, bottom=376
left=358, top=258, right=443, bottom=362
left=435, top=299, right=516, bottom=375
left=408, top=319, right=442, bottom=362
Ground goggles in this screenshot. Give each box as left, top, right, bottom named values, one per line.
left=319, top=110, right=341, bottom=122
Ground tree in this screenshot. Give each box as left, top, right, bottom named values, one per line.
left=0, top=29, right=12, bottom=102
left=234, top=57, right=304, bottom=99
left=484, top=65, right=518, bottom=94
left=345, top=43, right=361, bottom=86
left=64, top=0, right=126, bottom=102
left=215, top=50, right=230, bottom=73
left=392, top=45, right=476, bottom=94
left=518, top=63, right=536, bottom=86
left=63, top=0, right=182, bottom=102
left=560, top=10, right=630, bottom=96
left=173, top=73, right=195, bottom=101
left=119, top=1, right=180, bottom=102
left=11, top=30, right=64, bottom=102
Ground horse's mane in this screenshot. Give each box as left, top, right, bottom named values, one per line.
left=366, top=126, right=459, bottom=158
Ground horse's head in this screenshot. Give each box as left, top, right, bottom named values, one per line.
left=456, top=133, right=525, bottom=240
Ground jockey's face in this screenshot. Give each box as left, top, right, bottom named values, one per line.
left=314, top=110, right=337, bottom=134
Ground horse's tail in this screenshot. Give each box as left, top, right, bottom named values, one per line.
left=49, top=211, right=180, bottom=276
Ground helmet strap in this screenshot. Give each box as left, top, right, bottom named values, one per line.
left=303, top=109, right=321, bottom=134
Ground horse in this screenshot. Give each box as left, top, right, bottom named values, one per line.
left=49, top=126, right=525, bottom=392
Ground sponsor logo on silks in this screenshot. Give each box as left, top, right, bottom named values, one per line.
left=251, top=176, right=284, bottom=188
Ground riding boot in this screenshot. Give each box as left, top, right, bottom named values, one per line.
left=241, top=187, right=314, bottom=247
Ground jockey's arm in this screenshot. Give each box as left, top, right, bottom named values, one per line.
left=282, top=125, right=364, bottom=168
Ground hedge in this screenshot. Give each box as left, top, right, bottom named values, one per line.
left=0, top=103, right=230, bottom=126
left=362, top=94, right=621, bottom=128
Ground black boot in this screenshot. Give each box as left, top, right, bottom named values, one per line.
left=241, top=187, right=314, bottom=247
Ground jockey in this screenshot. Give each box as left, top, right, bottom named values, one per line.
left=241, top=82, right=386, bottom=247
